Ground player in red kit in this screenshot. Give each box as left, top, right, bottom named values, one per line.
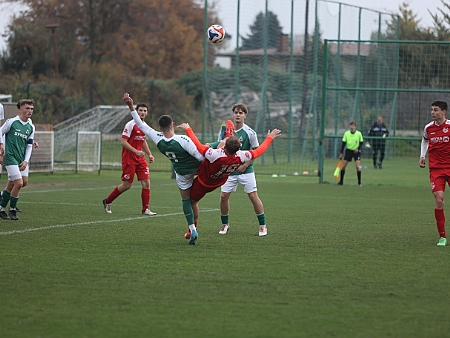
left=177, top=122, right=281, bottom=243
left=103, top=102, right=156, bottom=216
left=420, top=100, right=450, bottom=246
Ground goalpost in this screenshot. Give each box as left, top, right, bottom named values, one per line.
left=76, top=131, right=101, bottom=174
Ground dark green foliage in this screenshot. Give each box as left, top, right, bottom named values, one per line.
left=240, top=11, right=283, bottom=50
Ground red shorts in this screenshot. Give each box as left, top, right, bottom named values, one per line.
left=190, top=178, right=219, bottom=201
left=429, top=168, right=450, bottom=192
left=121, top=162, right=149, bottom=183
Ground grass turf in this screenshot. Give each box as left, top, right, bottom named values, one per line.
left=0, top=168, right=448, bottom=337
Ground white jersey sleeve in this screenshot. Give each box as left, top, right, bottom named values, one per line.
left=174, top=135, right=204, bottom=162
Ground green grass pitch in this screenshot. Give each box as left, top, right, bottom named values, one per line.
left=0, top=166, right=449, bottom=337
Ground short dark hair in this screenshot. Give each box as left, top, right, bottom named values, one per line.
left=349, top=121, right=356, bottom=126
left=136, top=102, right=148, bottom=111
left=431, top=100, right=448, bottom=111
left=224, top=135, right=241, bottom=155
left=231, top=103, right=248, bottom=115
left=158, top=115, right=173, bottom=131
left=17, top=99, right=34, bottom=109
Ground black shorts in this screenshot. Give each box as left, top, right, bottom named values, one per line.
left=344, top=149, right=361, bottom=162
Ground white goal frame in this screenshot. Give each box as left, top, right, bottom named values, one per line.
left=76, top=131, right=101, bottom=173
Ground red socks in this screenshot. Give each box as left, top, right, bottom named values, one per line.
left=435, top=208, right=446, bottom=238
left=142, top=188, right=150, bottom=211
left=106, top=187, right=121, bottom=204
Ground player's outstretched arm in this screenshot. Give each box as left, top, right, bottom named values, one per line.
left=177, top=123, right=210, bottom=155
left=123, top=93, right=134, bottom=111
left=250, top=129, right=282, bottom=158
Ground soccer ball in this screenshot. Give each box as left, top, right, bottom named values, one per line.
left=207, top=25, right=226, bottom=44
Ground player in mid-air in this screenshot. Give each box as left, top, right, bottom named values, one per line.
left=102, top=102, right=156, bottom=216
left=124, top=93, right=204, bottom=245
left=0, top=99, right=35, bottom=220
left=177, top=122, right=281, bottom=242
left=419, top=100, right=450, bottom=246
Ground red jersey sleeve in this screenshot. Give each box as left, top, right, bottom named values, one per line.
left=249, top=136, right=273, bottom=158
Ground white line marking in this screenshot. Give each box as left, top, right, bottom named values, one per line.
left=0, top=209, right=219, bottom=236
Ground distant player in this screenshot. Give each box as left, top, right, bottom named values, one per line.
left=177, top=122, right=281, bottom=242
left=0, top=99, right=35, bottom=220
left=419, top=100, right=450, bottom=246
left=338, top=121, right=363, bottom=186
left=103, top=102, right=156, bottom=216
left=124, top=93, right=204, bottom=245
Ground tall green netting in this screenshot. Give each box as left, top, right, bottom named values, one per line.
left=320, top=40, right=450, bottom=183
left=203, top=0, right=396, bottom=177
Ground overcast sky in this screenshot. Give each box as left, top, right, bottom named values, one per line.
left=0, top=0, right=446, bottom=51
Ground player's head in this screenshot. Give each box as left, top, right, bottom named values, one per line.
left=135, top=102, right=148, bottom=120
left=232, top=103, right=248, bottom=115
left=377, top=116, right=383, bottom=124
left=158, top=115, right=174, bottom=131
left=431, top=100, right=448, bottom=112
left=17, top=99, right=34, bottom=119
left=136, top=102, right=148, bottom=111
left=224, top=135, right=241, bottom=155
left=349, top=121, right=356, bottom=132
left=231, top=103, right=248, bottom=123
left=17, top=99, right=34, bottom=110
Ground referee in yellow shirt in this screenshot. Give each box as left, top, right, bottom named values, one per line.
left=338, top=121, right=363, bottom=186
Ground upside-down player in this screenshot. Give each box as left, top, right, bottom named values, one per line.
left=177, top=122, right=281, bottom=243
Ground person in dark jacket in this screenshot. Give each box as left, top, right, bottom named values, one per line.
left=368, top=116, right=389, bottom=169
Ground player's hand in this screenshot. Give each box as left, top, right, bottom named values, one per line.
left=148, top=155, right=155, bottom=163
left=123, top=93, right=134, bottom=111
left=354, top=149, right=359, bottom=153
left=0, top=143, right=4, bottom=155
left=177, top=123, right=190, bottom=131
left=33, top=141, right=39, bottom=148
left=339, top=153, right=343, bottom=160
left=19, top=161, right=27, bottom=171
left=419, top=157, right=426, bottom=168
left=267, top=128, right=281, bottom=139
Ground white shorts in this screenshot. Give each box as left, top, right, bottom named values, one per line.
left=175, top=172, right=195, bottom=190
left=221, top=173, right=257, bottom=194
left=21, top=166, right=29, bottom=177
left=5, top=165, right=22, bottom=181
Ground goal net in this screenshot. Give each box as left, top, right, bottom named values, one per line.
left=29, top=131, right=54, bottom=173
left=76, top=131, right=101, bottom=173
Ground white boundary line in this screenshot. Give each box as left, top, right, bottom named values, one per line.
left=0, top=209, right=219, bottom=236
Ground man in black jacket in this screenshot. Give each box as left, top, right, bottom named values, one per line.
left=368, top=116, right=389, bottom=169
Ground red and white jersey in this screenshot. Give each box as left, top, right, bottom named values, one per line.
left=197, top=147, right=253, bottom=188
left=423, top=119, right=450, bottom=169
left=122, top=119, right=147, bottom=165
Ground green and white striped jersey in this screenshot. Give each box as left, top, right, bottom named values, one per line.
left=130, top=111, right=203, bottom=175
left=1, top=116, right=35, bottom=166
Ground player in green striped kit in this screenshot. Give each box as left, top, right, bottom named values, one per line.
left=215, top=103, right=269, bottom=237
left=338, top=121, right=364, bottom=186
left=124, top=93, right=204, bottom=244
left=0, top=99, right=36, bottom=220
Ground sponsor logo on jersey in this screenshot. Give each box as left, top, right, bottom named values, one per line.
left=430, top=136, right=450, bottom=143
left=444, top=128, right=448, bottom=133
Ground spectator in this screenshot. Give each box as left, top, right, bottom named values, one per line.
left=368, top=116, right=389, bottom=169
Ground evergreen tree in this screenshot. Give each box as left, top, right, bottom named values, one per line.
left=240, top=11, right=283, bottom=50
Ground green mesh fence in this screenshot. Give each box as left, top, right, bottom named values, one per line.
left=320, top=40, right=450, bottom=183
left=202, top=0, right=396, bottom=177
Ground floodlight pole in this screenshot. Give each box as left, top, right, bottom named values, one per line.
left=45, top=24, right=60, bottom=78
